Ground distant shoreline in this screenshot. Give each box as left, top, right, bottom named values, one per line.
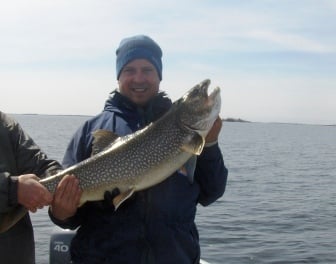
left=11, top=113, right=93, bottom=118
left=9, top=113, right=336, bottom=126
left=222, top=118, right=336, bottom=126
left=222, top=118, right=250, bottom=123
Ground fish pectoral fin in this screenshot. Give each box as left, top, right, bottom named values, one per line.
left=112, top=188, right=135, bottom=210
left=178, top=156, right=197, bottom=183
left=181, top=133, right=205, bottom=155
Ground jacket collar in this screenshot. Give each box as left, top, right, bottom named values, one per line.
left=103, top=90, right=172, bottom=125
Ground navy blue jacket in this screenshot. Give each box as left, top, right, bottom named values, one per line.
left=51, top=91, right=228, bottom=264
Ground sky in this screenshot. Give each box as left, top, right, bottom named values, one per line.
left=1, top=0, right=335, bottom=125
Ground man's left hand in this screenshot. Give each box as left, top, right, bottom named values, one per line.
left=205, top=116, right=222, bottom=144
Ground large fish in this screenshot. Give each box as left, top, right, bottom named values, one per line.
left=0, top=79, right=221, bottom=233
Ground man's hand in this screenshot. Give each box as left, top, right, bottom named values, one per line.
left=103, top=188, right=120, bottom=210
left=205, top=116, right=222, bottom=144
left=17, top=174, right=53, bottom=212
left=50, top=174, right=82, bottom=221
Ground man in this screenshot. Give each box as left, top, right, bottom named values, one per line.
left=50, top=35, right=228, bottom=264
left=0, top=111, right=67, bottom=264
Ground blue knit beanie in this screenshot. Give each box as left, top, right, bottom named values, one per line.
left=116, top=35, right=162, bottom=80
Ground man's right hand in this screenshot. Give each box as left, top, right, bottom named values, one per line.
left=50, top=174, right=82, bottom=221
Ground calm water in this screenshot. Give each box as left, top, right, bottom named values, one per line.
left=11, top=114, right=336, bottom=264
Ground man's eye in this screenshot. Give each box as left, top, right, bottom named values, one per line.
left=124, top=68, right=134, bottom=73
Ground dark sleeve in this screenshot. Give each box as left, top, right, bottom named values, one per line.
left=0, top=113, right=62, bottom=212
left=0, top=172, right=19, bottom=212
left=48, top=207, right=83, bottom=230
left=194, top=143, right=228, bottom=206
left=13, top=123, right=62, bottom=178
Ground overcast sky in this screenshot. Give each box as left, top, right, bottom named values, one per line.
left=1, top=0, right=335, bottom=125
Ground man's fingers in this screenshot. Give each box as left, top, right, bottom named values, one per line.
left=50, top=174, right=82, bottom=220
left=54, top=174, right=82, bottom=207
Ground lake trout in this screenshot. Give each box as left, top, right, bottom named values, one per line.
left=0, top=79, right=221, bottom=233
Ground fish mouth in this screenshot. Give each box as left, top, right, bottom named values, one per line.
left=200, top=79, right=220, bottom=108
left=208, top=87, right=221, bottom=108
left=183, top=79, right=221, bottom=110
left=199, top=79, right=220, bottom=101
left=180, top=79, right=221, bottom=134
left=200, top=79, right=211, bottom=90
left=208, top=86, right=221, bottom=104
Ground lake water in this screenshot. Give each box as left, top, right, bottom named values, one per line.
left=11, top=114, right=336, bottom=264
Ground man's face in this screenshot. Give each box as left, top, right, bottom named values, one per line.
left=118, top=59, right=160, bottom=106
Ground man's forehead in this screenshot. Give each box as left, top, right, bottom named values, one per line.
left=124, top=59, right=155, bottom=68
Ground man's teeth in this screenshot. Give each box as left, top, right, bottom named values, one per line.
left=133, top=87, right=146, bottom=92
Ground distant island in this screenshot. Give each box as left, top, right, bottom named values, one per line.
left=222, top=117, right=250, bottom=123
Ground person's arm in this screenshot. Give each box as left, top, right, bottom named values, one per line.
left=12, top=118, right=62, bottom=178
left=0, top=113, right=59, bottom=214
left=49, top=174, right=82, bottom=229
left=195, top=144, right=228, bottom=206
left=6, top=173, right=55, bottom=215
left=195, top=117, right=228, bottom=206
left=0, top=172, right=13, bottom=213
left=49, top=124, right=90, bottom=229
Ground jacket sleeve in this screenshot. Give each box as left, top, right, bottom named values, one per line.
left=48, top=205, right=85, bottom=230
left=194, top=143, right=228, bottom=206
left=0, top=172, right=18, bottom=213
left=14, top=125, right=62, bottom=178
left=0, top=113, right=62, bottom=213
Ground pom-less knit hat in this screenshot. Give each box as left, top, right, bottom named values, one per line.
left=116, top=35, right=162, bottom=80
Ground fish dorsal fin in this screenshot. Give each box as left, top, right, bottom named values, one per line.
left=180, top=132, right=205, bottom=155
left=91, top=129, right=120, bottom=156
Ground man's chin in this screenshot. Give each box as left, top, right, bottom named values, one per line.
left=131, top=96, right=150, bottom=106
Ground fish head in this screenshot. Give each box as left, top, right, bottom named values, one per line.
left=177, top=79, right=221, bottom=137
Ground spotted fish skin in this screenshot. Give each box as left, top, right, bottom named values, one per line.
left=0, top=79, right=221, bottom=233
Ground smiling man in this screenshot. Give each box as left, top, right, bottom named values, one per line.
left=50, top=35, right=228, bottom=264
